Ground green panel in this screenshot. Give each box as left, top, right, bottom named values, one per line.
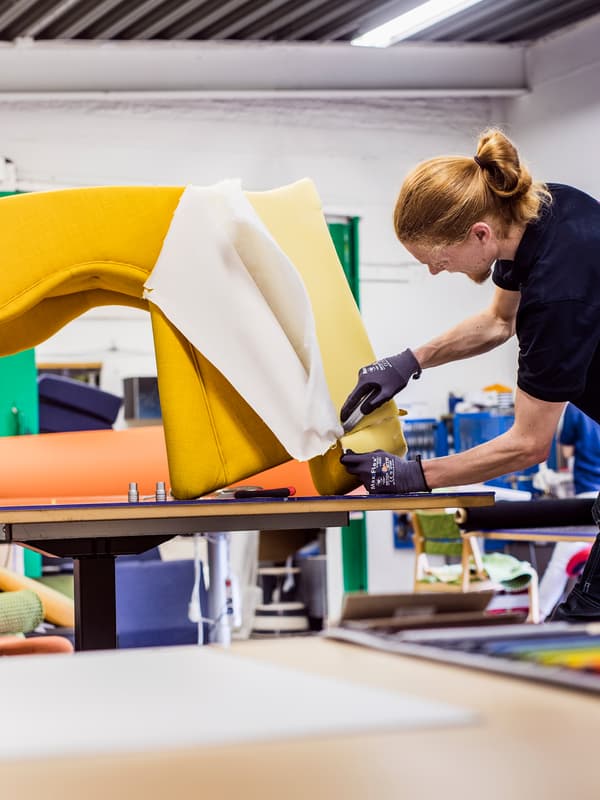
left=328, top=218, right=360, bottom=305
left=328, top=217, right=367, bottom=593
left=0, top=347, right=41, bottom=577
left=341, top=516, right=368, bottom=593
left=23, top=549, right=43, bottom=580
left=0, top=350, right=39, bottom=436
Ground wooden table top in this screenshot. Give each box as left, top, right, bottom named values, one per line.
left=0, top=491, right=494, bottom=524
left=0, top=635, right=597, bottom=800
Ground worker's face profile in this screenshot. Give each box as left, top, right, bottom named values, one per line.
left=404, top=228, right=496, bottom=285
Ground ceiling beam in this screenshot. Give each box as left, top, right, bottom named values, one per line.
left=0, top=38, right=527, bottom=95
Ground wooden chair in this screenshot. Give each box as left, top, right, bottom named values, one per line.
left=411, top=511, right=540, bottom=623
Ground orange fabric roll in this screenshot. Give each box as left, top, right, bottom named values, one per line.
left=0, top=426, right=170, bottom=502
left=0, top=425, right=320, bottom=502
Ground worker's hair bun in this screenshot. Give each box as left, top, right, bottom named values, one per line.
left=474, top=129, right=533, bottom=199
left=394, top=127, right=550, bottom=246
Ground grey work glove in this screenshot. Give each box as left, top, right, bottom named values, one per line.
left=340, top=449, right=431, bottom=494
left=340, top=349, right=422, bottom=426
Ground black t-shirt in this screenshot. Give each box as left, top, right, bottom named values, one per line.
left=492, top=183, right=600, bottom=424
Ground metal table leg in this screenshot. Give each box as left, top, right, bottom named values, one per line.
left=26, top=535, right=171, bottom=652
left=73, top=556, right=117, bottom=651
left=206, top=532, right=232, bottom=646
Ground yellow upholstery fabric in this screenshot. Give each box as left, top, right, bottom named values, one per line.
left=0, top=186, right=180, bottom=352
left=0, top=181, right=406, bottom=498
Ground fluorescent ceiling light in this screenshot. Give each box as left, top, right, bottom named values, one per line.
left=351, top=0, right=486, bottom=47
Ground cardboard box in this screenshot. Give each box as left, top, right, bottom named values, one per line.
left=337, top=590, right=524, bottom=632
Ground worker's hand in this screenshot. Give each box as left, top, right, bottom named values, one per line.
left=340, top=449, right=431, bottom=494
left=340, top=349, right=422, bottom=426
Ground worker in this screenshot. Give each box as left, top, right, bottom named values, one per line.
left=339, top=128, right=600, bottom=622
left=560, top=403, right=600, bottom=496
left=538, top=404, right=600, bottom=619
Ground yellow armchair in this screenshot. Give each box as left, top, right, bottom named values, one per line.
left=0, top=180, right=406, bottom=498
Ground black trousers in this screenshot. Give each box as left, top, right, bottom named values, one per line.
left=551, top=491, right=600, bottom=622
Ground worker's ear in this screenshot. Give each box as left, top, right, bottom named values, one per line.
left=470, top=221, right=492, bottom=243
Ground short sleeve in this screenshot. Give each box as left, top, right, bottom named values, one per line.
left=516, top=300, right=600, bottom=402
left=492, top=260, right=521, bottom=291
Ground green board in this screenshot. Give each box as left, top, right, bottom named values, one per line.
left=328, top=217, right=368, bottom=593
left=0, top=350, right=39, bottom=437
left=328, top=217, right=360, bottom=307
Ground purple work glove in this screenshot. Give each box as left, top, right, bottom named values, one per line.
left=340, top=349, right=422, bottom=425
left=340, top=449, right=431, bottom=494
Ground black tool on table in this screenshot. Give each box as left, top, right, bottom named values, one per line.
left=233, top=487, right=294, bottom=499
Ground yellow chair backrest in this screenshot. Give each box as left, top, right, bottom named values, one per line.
left=0, top=180, right=406, bottom=498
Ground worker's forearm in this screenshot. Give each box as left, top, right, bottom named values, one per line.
left=413, top=309, right=513, bottom=370
left=421, top=429, right=548, bottom=490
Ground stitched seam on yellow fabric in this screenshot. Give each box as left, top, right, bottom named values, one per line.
left=0, top=260, right=149, bottom=312
left=188, top=343, right=229, bottom=485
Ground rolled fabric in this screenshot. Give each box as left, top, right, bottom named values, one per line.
left=456, top=498, right=596, bottom=531
left=0, top=426, right=169, bottom=501
left=0, top=567, right=74, bottom=628
left=0, top=589, right=43, bottom=634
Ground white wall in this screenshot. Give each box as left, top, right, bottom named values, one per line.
left=506, top=15, right=600, bottom=198
left=0, top=93, right=515, bottom=416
